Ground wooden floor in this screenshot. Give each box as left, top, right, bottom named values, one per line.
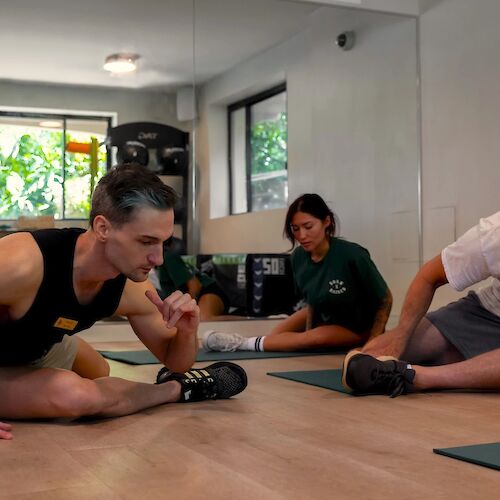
left=1, top=323, right=499, bottom=499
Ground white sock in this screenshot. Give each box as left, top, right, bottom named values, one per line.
left=240, top=336, right=266, bottom=352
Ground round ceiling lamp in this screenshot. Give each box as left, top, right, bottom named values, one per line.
left=39, top=120, right=62, bottom=128
left=103, top=53, right=139, bottom=74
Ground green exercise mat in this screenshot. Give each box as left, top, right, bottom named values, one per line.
left=99, top=348, right=342, bottom=365
left=267, top=368, right=356, bottom=395
left=100, top=350, right=161, bottom=365
left=433, top=442, right=500, bottom=471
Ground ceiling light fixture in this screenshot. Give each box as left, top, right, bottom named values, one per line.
left=103, top=53, right=139, bottom=74
left=39, top=120, right=62, bottom=128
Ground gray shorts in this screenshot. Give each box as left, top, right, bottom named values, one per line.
left=426, top=291, right=500, bottom=359
left=29, top=335, right=79, bottom=370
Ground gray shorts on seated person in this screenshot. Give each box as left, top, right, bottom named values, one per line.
left=426, top=291, right=500, bottom=359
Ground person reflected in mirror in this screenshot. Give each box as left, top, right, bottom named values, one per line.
left=151, top=242, right=230, bottom=321
left=202, top=193, right=392, bottom=353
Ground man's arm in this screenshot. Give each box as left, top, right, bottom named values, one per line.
left=367, top=288, right=393, bottom=341
left=363, top=254, right=448, bottom=357
left=116, top=279, right=199, bottom=373
left=0, top=233, right=42, bottom=313
left=0, top=234, right=43, bottom=441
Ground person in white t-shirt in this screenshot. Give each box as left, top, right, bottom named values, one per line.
left=341, top=211, right=500, bottom=397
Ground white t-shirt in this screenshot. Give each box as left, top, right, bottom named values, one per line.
left=442, top=211, right=500, bottom=316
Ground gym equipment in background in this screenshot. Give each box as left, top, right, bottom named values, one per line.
left=116, top=140, right=149, bottom=166
left=156, top=146, right=188, bottom=176
left=66, top=137, right=100, bottom=199
left=174, top=198, right=186, bottom=223
left=108, top=122, right=190, bottom=250
left=246, top=254, right=297, bottom=316
left=198, top=254, right=248, bottom=315
left=184, top=253, right=300, bottom=317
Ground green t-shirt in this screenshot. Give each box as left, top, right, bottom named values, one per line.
left=291, top=238, right=388, bottom=333
left=157, top=249, right=214, bottom=299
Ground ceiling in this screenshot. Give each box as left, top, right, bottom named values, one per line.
left=0, top=0, right=321, bottom=92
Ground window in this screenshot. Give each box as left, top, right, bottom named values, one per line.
left=228, top=84, right=288, bottom=214
left=0, top=111, right=111, bottom=220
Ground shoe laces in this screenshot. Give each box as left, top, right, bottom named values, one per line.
left=371, top=362, right=408, bottom=398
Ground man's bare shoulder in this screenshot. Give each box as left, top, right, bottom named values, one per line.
left=0, top=233, right=43, bottom=304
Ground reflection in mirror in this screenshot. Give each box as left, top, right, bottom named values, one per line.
left=193, top=0, right=420, bottom=323
left=228, top=84, right=288, bottom=214
left=0, top=0, right=195, bottom=234
left=0, top=114, right=110, bottom=222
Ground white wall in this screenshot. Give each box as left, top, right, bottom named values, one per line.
left=196, top=7, right=419, bottom=318
left=420, top=0, right=500, bottom=309
left=0, top=80, right=186, bottom=130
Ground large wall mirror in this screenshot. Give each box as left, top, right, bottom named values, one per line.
left=0, top=0, right=420, bottom=324
left=193, top=0, right=421, bottom=321
left=0, top=0, right=195, bottom=244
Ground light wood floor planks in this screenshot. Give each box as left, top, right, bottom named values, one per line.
left=1, top=331, right=499, bottom=499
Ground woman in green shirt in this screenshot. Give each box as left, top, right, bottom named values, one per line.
left=203, top=194, right=392, bottom=352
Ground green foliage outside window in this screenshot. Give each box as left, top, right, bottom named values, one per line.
left=0, top=127, right=106, bottom=219
left=248, top=111, right=288, bottom=211
left=250, top=112, right=287, bottom=174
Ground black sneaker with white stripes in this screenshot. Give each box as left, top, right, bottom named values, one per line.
left=156, top=362, right=248, bottom=402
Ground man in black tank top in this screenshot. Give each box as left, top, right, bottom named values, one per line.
left=0, top=164, right=246, bottom=440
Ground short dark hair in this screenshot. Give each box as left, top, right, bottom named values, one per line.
left=89, top=163, right=178, bottom=226
left=283, top=193, right=337, bottom=247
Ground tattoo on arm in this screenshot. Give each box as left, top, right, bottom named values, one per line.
left=369, top=289, right=393, bottom=339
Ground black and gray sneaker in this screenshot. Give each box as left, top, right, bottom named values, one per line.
left=156, top=362, right=248, bottom=402
left=342, top=350, right=415, bottom=398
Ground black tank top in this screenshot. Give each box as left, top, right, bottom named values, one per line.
left=0, top=228, right=127, bottom=365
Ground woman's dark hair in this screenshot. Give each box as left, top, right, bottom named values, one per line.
left=283, top=193, right=337, bottom=247
left=90, top=163, right=178, bottom=227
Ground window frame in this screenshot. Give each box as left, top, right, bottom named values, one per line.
left=0, top=110, right=112, bottom=220
left=227, top=82, right=287, bottom=215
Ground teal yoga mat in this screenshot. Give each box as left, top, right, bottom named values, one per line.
left=433, top=442, right=500, bottom=471
left=99, top=348, right=341, bottom=365
left=267, top=368, right=355, bottom=395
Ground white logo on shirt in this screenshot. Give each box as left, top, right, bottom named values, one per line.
left=329, top=279, right=346, bottom=295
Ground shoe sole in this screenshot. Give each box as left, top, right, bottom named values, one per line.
left=341, top=350, right=398, bottom=391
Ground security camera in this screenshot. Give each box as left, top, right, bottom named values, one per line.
left=336, top=31, right=355, bottom=51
